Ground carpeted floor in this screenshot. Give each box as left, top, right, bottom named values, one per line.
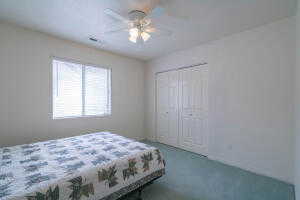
left=126, top=141, right=295, bottom=200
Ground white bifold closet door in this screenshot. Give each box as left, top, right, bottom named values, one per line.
left=156, top=70, right=179, bottom=147
left=178, top=65, right=209, bottom=156
left=156, top=65, right=209, bottom=156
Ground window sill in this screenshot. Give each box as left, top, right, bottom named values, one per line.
left=53, top=113, right=111, bottom=120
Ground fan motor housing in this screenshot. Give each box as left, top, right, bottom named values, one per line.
left=128, top=10, right=147, bottom=21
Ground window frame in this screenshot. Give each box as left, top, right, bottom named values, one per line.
left=51, top=57, right=112, bottom=119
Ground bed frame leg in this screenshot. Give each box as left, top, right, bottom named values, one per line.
left=137, top=188, right=142, bottom=200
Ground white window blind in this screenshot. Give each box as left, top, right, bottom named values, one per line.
left=53, top=59, right=111, bottom=119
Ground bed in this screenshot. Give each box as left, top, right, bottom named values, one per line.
left=0, top=132, right=165, bottom=200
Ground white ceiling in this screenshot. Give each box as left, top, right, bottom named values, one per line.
left=0, top=0, right=296, bottom=61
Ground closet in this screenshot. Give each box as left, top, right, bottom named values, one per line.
left=156, top=64, right=209, bottom=156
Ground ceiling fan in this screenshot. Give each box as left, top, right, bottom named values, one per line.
left=103, top=1, right=186, bottom=44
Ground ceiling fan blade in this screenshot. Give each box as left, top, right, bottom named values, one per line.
left=145, top=27, right=172, bottom=37
left=104, top=8, right=130, bottom=24
left=147, top=6, right=165, bottom=18
left=102, top=27, right=128, bottom=35
left=142, top=6, right=165, bottom=27
left=156, top=0, right=189, bottom=21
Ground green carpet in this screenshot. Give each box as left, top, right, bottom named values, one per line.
left=126, top=141, right=295, bottom=200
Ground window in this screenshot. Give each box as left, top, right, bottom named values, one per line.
left=52, top=59, right=111, bottom=119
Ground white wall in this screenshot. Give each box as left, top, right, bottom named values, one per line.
left=0, top=22, right=146, bottom=147
left=145, top=17, right=296, bottom=183
left=294, top=0, right=300, bottom=198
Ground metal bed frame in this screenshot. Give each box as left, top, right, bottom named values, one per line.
left=118, top=176, right=162, bottom=200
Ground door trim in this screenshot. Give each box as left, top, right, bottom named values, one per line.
left=155, top=62, right=208, bottom=75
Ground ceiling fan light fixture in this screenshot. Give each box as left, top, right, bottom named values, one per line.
left=141, top=31, right=151, bottom=42
left=104, top=8, right=173, bottom=44
left=129, top=27, right=139, bottom=38
left=129, top=35, right=137, bottom=43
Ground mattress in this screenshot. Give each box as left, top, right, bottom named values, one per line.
left=0, top=132, right=165, bottom=200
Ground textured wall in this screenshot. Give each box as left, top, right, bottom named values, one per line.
left=145, top=17, right=296, bottom=183
left=0, top=22, right=146, bottom=147
left=294, top=0, right=300, bottom=198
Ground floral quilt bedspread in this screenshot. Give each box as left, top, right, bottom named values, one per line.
left=0, top=132, right=165, bottom=200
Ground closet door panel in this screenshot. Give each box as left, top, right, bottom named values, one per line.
left=156, top=73, right=169, bottom=143
left=202, top=69, right=209, bottom=112
left=192, top=117, right=208, bottom=146
left=182, top=115, right=192, bottom=143
left=156, top=71, right=179, bottom=147
left=179, top=68, right=192, bottom=149
left=167, top=71, right=179, bottom=146
left=179, top=66, right=209, bottom=156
